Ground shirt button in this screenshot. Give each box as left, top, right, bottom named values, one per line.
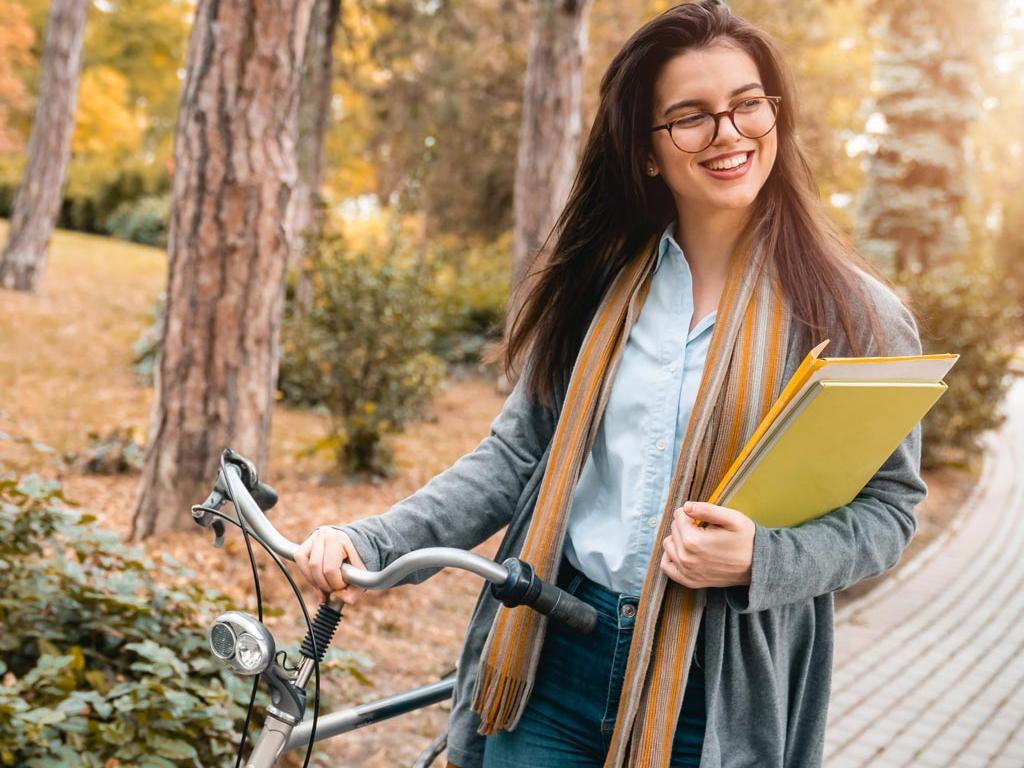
left=668, top=361, right=679, bottom=373
left=647, top=516, right=659, bottom=528
left=656, top=438, right=667, bottom=451
left=621, top=604, right=637, bottom=618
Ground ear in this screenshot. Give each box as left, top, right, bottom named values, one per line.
left=646, top=157, right=659, bottom=177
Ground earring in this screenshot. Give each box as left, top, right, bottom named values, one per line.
left=647, top=165, right=656, bottom=176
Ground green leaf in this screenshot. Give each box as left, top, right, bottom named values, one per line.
left=20, top=707, right=66, bottom=726
left=147, top=735, right=199, bottom=760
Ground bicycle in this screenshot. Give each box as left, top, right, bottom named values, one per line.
left=190, top=449, right=598, bottom=768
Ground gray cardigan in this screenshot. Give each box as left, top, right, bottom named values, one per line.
left=338, top=269, right=928, bottom=768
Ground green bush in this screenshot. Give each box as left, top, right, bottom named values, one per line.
left=426, top=235, right=510, bottom=368
left=61, top=158, right=171, bottom=235
left=105, top=194, right=170, bottom=247
left=279, top=232, right=446, bottom=476
left=74, top=426, right=146, bottom=475
left=0, top=156, right=170, bottom=238
left=0, top=473, right=252, bottom=766
left=898, top=265, right=1021, bottom=469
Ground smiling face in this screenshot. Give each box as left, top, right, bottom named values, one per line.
left=648, top=41, right=778, bottom=219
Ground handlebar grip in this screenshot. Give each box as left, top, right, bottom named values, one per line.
left=490, top=558, right=598, bottom=634
left=531, top=579, right=598, bottom=634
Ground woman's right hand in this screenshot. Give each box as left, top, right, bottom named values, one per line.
left=294, top=526, right=368, bottom=605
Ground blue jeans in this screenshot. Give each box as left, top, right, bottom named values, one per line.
left=482, top=559, right=706, bottom=767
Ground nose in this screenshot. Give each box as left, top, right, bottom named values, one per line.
left=713, top=112, right=743, bottom=144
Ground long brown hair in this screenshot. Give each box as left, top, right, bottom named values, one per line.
left=500, top=0, right=892, bottom=407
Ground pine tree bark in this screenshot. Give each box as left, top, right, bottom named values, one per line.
left=131, top=0, right=315, bottom=539
left=291, top=0, right=341, bottom=315
left=0, top=0, right=88, bottom=292
left=507, top=0, right=592, bottom=322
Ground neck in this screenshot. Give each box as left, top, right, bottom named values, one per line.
left=674, top=204, right=753, bottom=287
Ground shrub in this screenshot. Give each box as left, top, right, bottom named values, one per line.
left=0, top=471, right=370, bottom=767
left=0, top=473, right=253, bottom=766
left=61, top=157, right=171, bottom=235
left=426, top=234, right=510, bottom=369
left=105, top=194, right=170, bottom=247
left=0, top=156, right=170, bottom=237
left=279, top=232, right=445, bottom=476
left=898, top=265, right=1021, bottom=469
left=74, top=426, right=146, bottom=475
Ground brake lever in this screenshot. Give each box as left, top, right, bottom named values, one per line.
left=191, top=504, right=228, bottom=548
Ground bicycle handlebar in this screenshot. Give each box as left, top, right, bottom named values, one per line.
left=213, top=459, right=598, bottom=633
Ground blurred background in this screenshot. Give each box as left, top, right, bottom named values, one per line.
left=0, top=1, right=1022, bottom=766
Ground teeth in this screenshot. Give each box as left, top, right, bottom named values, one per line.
left=704, top=152, right=749, bottom=171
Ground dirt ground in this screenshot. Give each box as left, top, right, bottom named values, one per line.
left=0, top=225, right=977, bottom=766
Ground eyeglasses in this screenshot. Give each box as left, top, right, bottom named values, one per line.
left=650, top=95, right=782, bottom=154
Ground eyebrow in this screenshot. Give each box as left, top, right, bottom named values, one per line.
left=662, top=82, right=764, bottom=117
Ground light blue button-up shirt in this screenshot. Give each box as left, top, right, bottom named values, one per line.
left=564, top=220, right=716, bottom=596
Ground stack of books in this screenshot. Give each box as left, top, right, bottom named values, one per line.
left=708, top=340, right=960, bottom=528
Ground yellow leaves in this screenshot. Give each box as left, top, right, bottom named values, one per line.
left=0, top=0, right=35, bottom=154
left=72, top=66, right=143, bottom=156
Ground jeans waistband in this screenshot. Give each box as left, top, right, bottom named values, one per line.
left=556, top=557, right=638, bottom=629
left=556, top=556, right=707, bottom=668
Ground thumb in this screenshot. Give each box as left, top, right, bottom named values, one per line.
left=684, top=501, right=742, bottom=531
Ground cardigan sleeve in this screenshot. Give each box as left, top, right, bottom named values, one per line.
left=330, top=364, right=556, bottom=584
left=724, top=289, right=929, bottom=614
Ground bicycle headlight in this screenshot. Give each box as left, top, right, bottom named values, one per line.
left=208, top=611, right=275, bottom=676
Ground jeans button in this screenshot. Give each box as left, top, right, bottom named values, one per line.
left=621, top=603, right=636, bottom=618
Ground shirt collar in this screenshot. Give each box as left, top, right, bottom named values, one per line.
left=653, top=220, right=683, bottom=275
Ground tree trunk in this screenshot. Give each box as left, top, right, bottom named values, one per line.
left=291, top=0, right=341, bottom=315
left=0, top=0, right=88, bottom=292
left=507, top=0, right=592, bottom=326
left=496, top=0, right=590, bottom=392
left=131, top=0, right=315, bottom=539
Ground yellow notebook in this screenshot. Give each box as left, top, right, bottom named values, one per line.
left=707, top=340, right=959, bottom=528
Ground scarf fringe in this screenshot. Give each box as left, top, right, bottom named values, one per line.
left=472, top=661, right=531, bottom=735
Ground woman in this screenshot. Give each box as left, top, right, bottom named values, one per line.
left=294, top=2, right=927, bottom=766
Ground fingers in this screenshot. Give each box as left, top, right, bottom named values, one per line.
left=663, top=530, right=681, bottom=564
left=683, top=501, right=741, bottom=531
left=341, top=538, right=368, bottom=571
left=336, top=536, right=367, bottom=605
left=660, top=549, right=688, bottom=586
left=663, top=526, right=701, bottom=588
left=294, top=527, right=368, bottom=606
left=294, top=536, right=313, bottom=585
left=309, top=533, right=332, bottom=596
left=671, top=511, right=702, bottom=556
left=321, top=540, right=349, bottom=594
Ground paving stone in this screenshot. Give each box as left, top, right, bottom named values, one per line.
left=826, top=381, right=1024, bottom=768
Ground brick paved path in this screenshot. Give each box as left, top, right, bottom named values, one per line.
left=823, top=380, right=1024, bottom=767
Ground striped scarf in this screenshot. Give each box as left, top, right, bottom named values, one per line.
left=471, top=222, right=792, bottom=766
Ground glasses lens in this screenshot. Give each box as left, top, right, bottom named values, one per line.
left=667, top=97, right=778, bottom=152
left=668, top=113, right=715, bottom=153
left=733, top=97, right=777, bottom=140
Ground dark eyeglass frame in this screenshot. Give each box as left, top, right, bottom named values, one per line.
left=650, top=95, right=783, bottom=154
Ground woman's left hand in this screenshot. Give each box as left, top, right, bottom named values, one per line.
left=661, top=501, right=755, bottom=589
